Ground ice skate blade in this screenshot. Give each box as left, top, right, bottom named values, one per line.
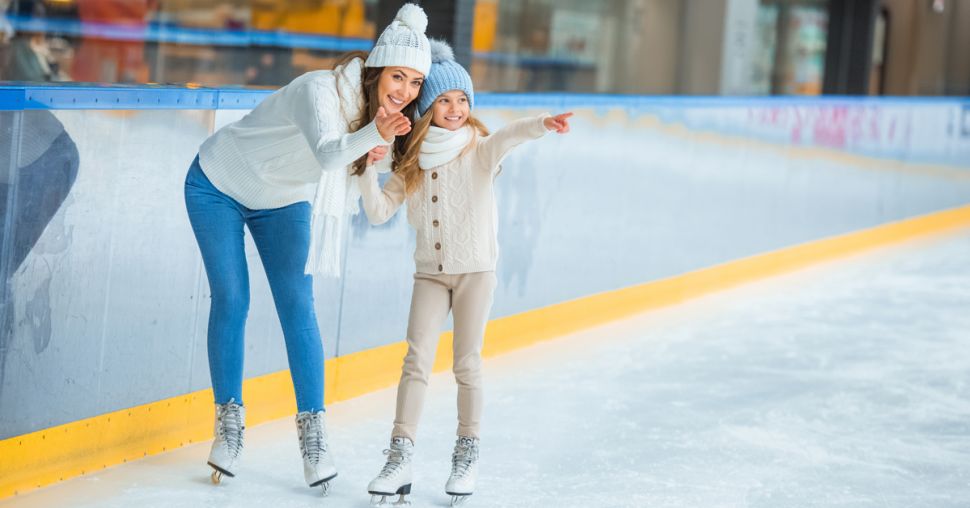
left=207, top=462, right=234, bottom=485
left=370, top=491, right=412, bottom=506
left=309, top=472, right=338, bottom=488
left=316, top=480, right=333, bottom=496
left=370, top=494, right=411, bottom=506
left=450, top=494, right=471, bottom=506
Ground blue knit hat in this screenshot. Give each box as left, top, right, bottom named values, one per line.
left=418, top=39, right=474, bottom=115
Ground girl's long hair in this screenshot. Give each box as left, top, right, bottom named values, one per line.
left=395, top=109, right=490, bottom=195
left=332, top=50, right=420, bottom=177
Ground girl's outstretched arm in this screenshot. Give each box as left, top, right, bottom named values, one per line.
left=357, top=163, right=406, bottom=225
left=477, top=112, right=571, bottom=173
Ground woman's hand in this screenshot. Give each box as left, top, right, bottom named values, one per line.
left=367, top=145, right=389, bottom=165
left=376, top=106, right=412, bottom=141
left=544, top=112, right=573, bottom=134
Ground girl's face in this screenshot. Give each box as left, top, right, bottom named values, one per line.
left=377, top=66, right=424, bottom=113
left=430, top=90, right=470, bottom=131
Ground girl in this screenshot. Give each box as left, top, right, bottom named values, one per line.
left=183, top=4, right=431, bottom=494
left=358, top=40, right=571, bottom=506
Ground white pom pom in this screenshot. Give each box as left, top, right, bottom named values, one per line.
left=395, top=3, right=428, bottom=34
left=429, top=39, right=454, bottom=63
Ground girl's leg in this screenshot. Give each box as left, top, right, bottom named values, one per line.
left=392, top=273, right=453, bottom=442
left=246, top=202, right=324, bottom=413
left=450, top=271, right=497, bottom=439
left=184, top=158, right=250, bottom=405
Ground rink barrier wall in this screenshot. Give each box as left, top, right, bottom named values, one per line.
left=3, top=202, right=970, bottom=498
left=2, top=86, right=970, bottom=499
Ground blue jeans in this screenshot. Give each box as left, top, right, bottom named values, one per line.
left=184, top=156, right=324, bottom=413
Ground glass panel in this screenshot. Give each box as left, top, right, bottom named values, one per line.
left=0, top=105, right=339, bottom=437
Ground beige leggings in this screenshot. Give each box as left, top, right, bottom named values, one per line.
left=392, top=271, right=497, bottom=442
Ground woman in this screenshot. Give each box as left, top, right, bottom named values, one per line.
left=183, top=3, right=430, bottom=494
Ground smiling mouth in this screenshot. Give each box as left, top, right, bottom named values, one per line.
left=444, top=115, right=463, bottom=122
left=387, top=96, right=404, bottom=107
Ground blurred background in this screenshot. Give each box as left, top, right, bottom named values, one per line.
left=0, top=0, right=967, bottom=95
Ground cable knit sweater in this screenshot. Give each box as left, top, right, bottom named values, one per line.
left=198, top=57, right=389, bottom=275
left=358, top=114, right=550, bottom=274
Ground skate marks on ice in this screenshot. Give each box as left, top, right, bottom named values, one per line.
left=3, top=231, right=970, bottom=507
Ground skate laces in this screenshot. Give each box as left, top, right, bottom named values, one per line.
left=377, top=439, right=412, bottom=479
left=216, top=400, right=244, bottom=458
left=298, top=411, right=328, bottom=464
left=450, top=437, right=478, bottom=479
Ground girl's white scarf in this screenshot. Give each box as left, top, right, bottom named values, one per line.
left=419, top=125, right=472, bottom=170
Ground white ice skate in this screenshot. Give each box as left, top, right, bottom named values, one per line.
left=445, top=436, right=479, bottom=506
left=368, top=437, right=414, bottom=506
left=296, top=410, right=338, bottom=495
left=207, top=399, right=245, bottom=484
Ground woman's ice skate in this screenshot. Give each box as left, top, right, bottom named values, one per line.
left=296, top=410, right=338, bottom=495
left=207, top=399, right=245, bottom=484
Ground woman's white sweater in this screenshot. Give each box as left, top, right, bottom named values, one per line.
left=358, top=114, right=550, bottom=274
left=198, top=57, right=389, bottom=275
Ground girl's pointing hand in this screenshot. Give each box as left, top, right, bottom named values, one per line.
left=544, top=112, right=573, bottom=134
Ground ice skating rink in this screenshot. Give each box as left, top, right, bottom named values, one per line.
left=4, top=229, right=969, bottom=508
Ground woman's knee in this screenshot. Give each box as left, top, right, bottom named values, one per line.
left=210, top=286, right=250, bottom=318
left=272, top=283, right=315, bottom=321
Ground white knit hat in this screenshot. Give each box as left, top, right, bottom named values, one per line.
left=364, top=3, right=432, bottom=76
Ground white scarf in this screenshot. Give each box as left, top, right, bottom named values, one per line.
left=419, top=125, right=472, bottom=170
left=304, top=58, right=370, bottom=277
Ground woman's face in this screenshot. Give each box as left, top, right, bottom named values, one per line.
left=377, top=66, right=424, bottom=113
left=430, top=90, right=470, bottom=131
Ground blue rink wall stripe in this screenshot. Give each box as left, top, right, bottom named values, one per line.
left=0, top=87, right=269, bottom=110
left=2, top=87, right=968, bottom=169
left=1, top=86, right=969, bottom=111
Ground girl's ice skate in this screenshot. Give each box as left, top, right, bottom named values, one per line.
left=207, top=399, right=245, bottom=484
left=296, top=410, right=338, bottom=495
left=445, top=436, right=479, bottom=506
left=368, top=437, right=414, bottom=506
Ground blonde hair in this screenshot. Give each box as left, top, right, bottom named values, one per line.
left=396, top=111, right=490, bottom=195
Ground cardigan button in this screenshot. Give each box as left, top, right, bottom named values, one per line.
left=433, top=219, right=439, bottom=227
left=432, top=195, right=438, bottom=203
left=435, top=242, right=441, bottom=250
left=432, top=172, right=438, bottom=179
left=438, top=264, right=443, bottom=271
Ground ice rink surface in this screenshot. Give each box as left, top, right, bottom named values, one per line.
left=5, top=229, right=970, bottom=508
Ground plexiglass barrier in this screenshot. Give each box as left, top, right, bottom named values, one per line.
left=2, top=87, right=969, bottom=439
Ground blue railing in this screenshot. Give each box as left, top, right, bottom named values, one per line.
left=2, top=84, right=968, bottom=111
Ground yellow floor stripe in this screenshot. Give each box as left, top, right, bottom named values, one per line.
left=2, top=203, right=969, bottom=499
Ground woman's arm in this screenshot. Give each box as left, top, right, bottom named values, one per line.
left=357, top=165, right=407, bottom=225
left=291, top=80, right=410, bottom=173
